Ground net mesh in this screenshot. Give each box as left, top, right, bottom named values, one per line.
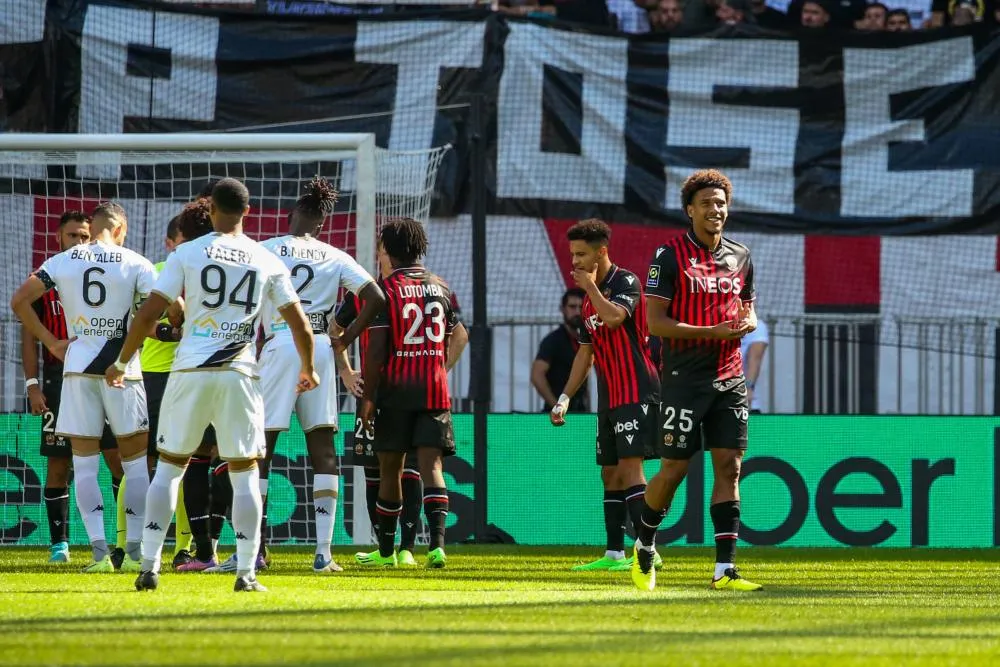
left=0, top=141, right=449, bottom=546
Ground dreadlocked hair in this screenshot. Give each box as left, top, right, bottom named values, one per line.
left=176, top=198, right=214, bottom=241
left=379, top=217, right=428, bottom=265
left=296, top=176, right=338, bottom=217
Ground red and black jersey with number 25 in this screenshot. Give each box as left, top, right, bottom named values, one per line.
left=369, top=267, right=459, bottom=411
left=645, top=231, right=755, bottom=382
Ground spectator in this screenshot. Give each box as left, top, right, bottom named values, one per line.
left=610, top=0, right=652, bottom=31
left=648, top=0, right=684, bottom=30
left=929, top=0, right=997, bottom=26
left=682, top=0, right=726, bottom=31
left=496, top=0, right=613, bottom=26
left=531, top=288, right=590, bottom=414
left=741, top=319, right=769, bottom=414
left=750, top=0, right=792, bottom=28
left=858, top=1, right=888, bottom=27
left=800, top=0, right=832, bottom=25
left=717, top=0, right=758, bottom=23
left=886, top=7, right=913, bottom=28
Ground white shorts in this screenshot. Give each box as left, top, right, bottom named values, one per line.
left=55, top=375, right=148, bottom=439
left=259, top=336, right=338, bottom=433
left=157, top=371, right=265, bottom=461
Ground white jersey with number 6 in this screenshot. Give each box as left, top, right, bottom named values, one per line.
left=259, top=234, right=374, bottom=337
left=35, top=240, right=156, bottom=379
left=152, top=232, right=299, bottom=377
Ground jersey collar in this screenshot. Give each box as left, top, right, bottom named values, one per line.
left=685, top=229, right=724, bottom=254
left=598, top=264, right=619, bottom=290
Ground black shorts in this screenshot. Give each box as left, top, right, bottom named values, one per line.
left=660, top=376, right=749, bottom=460
left=144, top=371, right=217, bottom=455
left=350, top=418, right=420, bottom=468
left=596, top=403, right=658, bottom=466
left=40, top=371, right=116, bottom=458
left=373, top=407, right=456, bottom=457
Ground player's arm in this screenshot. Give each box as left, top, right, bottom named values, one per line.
left=551, top=343, right=594, bottom=425
left=575, top=274, right=629, bottom=330
left=737, top=255, right=758, bottom=334
left=645, top=249, right=740, bottom=341
left=530, top=358, right=559, bottom=408
left=10, top=272, right=70, bottom=362
left=446, top=322, right=469, bottom=371
left=333, top=282, right=385, bottom=351
left=278, top=300, right=318, bottom=393
left=358, top=324, right=388, bottom=428
left=20, top=320, right=46, bottom=415
left=330, top=321, right=364, bottom=398
left=744, top=338, right=767, bottom=390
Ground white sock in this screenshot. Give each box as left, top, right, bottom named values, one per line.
left=71, top=454, right=106, bottom=555
left=714, top=562, right=734, bottom=579
left=230, top=467, right=263, bottom=577
left=313, top=474, right=338, bottom=560
left=605, top=549, right=625, bottom=560
left=121, top=456, right=149, bottom=549
left=140, top=461, right=185, bottom=573
left=259, top=478, right=269, bottom=498
left=211, top=538, right=219, bottom=553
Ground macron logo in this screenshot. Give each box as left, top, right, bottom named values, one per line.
left=656, top=248, right=664, bottom=258
left=625, top=275, right=635, bottom=285
left=689, top=257, right=697, bottom=267
left=626, top=434, right=634, bottom=445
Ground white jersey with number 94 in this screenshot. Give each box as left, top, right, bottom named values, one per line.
left=152, top=232, right=299, bottom=376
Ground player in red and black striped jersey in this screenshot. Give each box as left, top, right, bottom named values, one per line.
left=338, top=285, right=465, bottom=566
left=20, top=211, right=122, bottom=564
left=631, top=169, right=762, bottom=593
left=548, top=220, right=662, bottom=572
left=354, top=218, right=467, bottom=569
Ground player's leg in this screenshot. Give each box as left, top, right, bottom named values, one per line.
left=397, top=452, right=422, bottom=565
left=97, top=426, right=126, bottom=568
left=205, top=457, right=234, bottom=573
left=177, top=430, right=219, bottom=572
left=136, top=373, right=211, bottom=590
left=574, top=410, right=627, bottom=571
left=40, top=375, right=72, bottom=563
left=353, top=416, right=381, bottom=544
left=363, top=465, right=380, bottom=542
left=58, top=377, right=112, bottom=572
left=414, top=411, right=456, bottom=569
left=356, top=409, right=410, bottom=567
left=609, top=403, right=662, bottom=572
left=305, top=427, right=341, bottom=572
left=705, top=384, right=760, bottom=592
left=103, top=379, right=151, bottom=572
left=256, top=431, right=279, bottom=571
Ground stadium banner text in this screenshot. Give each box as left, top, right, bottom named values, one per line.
left=2, top=414, right=997, bottom=548
left=5, top=2, right=1000, bottom=233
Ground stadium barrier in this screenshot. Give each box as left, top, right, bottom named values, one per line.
left=2, top=414, right=996, bottom=548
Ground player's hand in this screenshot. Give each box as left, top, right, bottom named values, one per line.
left=735, top=302, right=756, bottom=334
left=550, top=393, right=570, bottom=426
left=358, top=398, right=376, bottom=434
left=105, top=364, right=126, bottom=388
left=710, top=321, right=747, bottom=340
left=47, top=337, right=76, bottom=362
left=571, top=266, right=598, bottom=292
left=27, top=385, right=47, bottom=416
left=340, top=368, right=364, bottom=398
left=297, top=368, right=320, bottom=394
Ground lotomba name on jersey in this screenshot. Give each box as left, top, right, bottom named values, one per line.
left=688, top=275, right=743, bottom=294
left=397, top=283, right=444, bottom=299
left=204, top=246, right=252, bottom=265
left=69, top=248, right=123, bottom=263
left=278, top=246, right=328, bottom=261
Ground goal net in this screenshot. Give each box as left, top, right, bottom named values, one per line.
left=0, top=133, right=450, bottom=547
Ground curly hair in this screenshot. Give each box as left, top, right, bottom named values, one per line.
left=379, top=217, right=428, bottom=265
left=680, top=169, right=733, bottom=209
left=566, top=218, right=611, bottom=246
left=296, top=176, right=338, bottom=217
left=176, top=198, right=214, bottom=241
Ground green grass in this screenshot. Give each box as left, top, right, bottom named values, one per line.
left=1, top=546, right=998, bottom=666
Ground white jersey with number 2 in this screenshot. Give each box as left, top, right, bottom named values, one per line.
left=35, top=240, right=156, bottom=378
left=259, top=234, right=374, bottom=338
left=152, top=232, right=299, bottom=376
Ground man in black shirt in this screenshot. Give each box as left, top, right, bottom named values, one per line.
left=532, top=288, right=590, bottom=413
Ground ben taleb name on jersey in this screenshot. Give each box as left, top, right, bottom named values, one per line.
left=278, top=245, right=328, bottom=261
left=69, top=248, right=123, bottom=263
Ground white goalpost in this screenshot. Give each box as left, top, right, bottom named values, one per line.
left=0, top=132, right=450, bottom=548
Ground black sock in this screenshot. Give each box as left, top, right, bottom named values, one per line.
left=637, top=501, right=667, bottom=548
left=44, top=487, right=69, bottom=544
left=603, top=490, right=627, bottom=553
left=364, top=466, right=380, bottom=540
left=710, top=500, right=740, bottom=565
left=185, top=457, right=213, bottom=561
left=210, top=460, right=232, bottom=541
left=376, top=497, right=402, bottom=558
left=422, top=487, right=448, bottom=551
left=624, top=484, right=647, bottom=540
left=111, top=476, right=121, bottom=503
left=400, top=469, right=423, bottom=551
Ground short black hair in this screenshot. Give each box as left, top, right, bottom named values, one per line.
left=886, top=8, right=910, bottom=22
left=867, top=1, right=888, bottom=12
left=92, top=201, right=127, bottom=223
left=166, top=216, right=182, bottom=241
left=681, top=169, right=733, bottom=209
left=59, top=210, right=88, bottom=227
left=561, top=287, right=585, bottom=308
left=211, top=178, right=250, bottom=215
left=296, top=176, right=338, bottom=218
left=176, top=198, right=214, bottom=241
left=379, top=217, right=428, bottom=265
left=567, top=219, right=611, bottom=247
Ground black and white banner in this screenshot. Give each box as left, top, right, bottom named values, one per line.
left=6, top=0, right=1000, bottom=233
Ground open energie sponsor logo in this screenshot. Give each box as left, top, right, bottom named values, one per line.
left=191, top=316, right=254, bottom=341
left=71, top=315, right=123, bottom=337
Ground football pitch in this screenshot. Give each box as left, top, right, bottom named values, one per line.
left=0, top=546, right=997, bottom=666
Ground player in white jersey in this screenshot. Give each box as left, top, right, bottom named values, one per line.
left=11, top=202, right=155, bottom=573
left=107, top=178, right=318, bottom=593
left=257, top=177, right=385, bottom=574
